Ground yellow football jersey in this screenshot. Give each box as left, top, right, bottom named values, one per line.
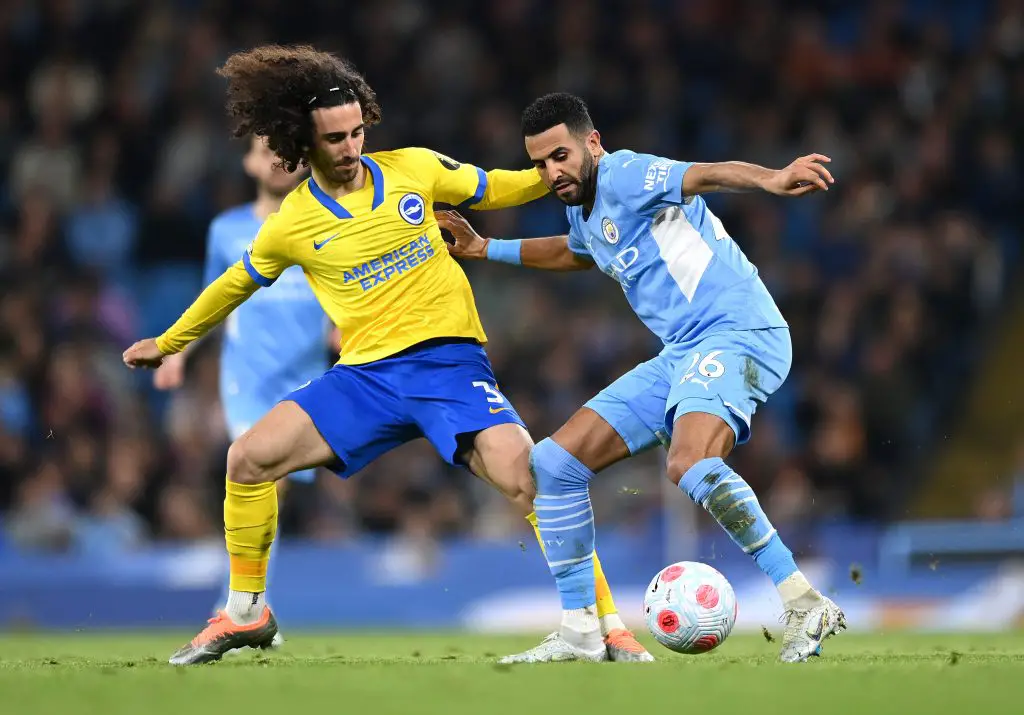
left=155, top=147, right=548, bottom=365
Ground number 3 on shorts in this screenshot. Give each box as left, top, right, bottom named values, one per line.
left=680, top=350, right=726, bottom=386
left=472, top=381, right=505, bottom=405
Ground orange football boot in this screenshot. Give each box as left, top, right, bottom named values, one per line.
left=604, top=628, right=655, bottom=662
left=168, top=607, right=278, bottom=665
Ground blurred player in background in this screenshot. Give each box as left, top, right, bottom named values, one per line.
left=440, top=92, right=847, bottom=663
left=153, top=135, right=335, bottom=650
left=124, top=48, right=649, bottom=665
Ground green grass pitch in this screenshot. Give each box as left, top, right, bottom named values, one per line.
left=3, top=631, right=1024, bottom=714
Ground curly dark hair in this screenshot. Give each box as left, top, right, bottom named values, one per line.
left=521, top=92, right=594, bottom=138
left=217, top=45, right=382, bottom=172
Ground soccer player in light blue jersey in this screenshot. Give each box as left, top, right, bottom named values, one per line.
left=154, top=135, right=334, bottom=649
left=439, top=93, right=846, bottom=663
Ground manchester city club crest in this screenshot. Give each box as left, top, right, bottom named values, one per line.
left=602, top=217, right=620, bottom=244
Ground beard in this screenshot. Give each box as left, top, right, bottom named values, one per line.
left=328, top=161, right=360, bottom=184
left=554, top=151, right=597, bottom=206
left=311, top=150, right=360, bottom=185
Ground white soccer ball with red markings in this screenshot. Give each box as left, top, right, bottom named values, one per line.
left=643, top=561, right=738, bottom=654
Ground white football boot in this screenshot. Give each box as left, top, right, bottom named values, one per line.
left=498, top=632, right=608, bottom=664
left=779, top=595, right=847, bottom=662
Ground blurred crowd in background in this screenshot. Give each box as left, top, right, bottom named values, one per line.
left=0, top=0, right=1021, bottom=554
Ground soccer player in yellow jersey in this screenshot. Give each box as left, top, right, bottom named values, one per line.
left=122, top=45, right=652, bottom=665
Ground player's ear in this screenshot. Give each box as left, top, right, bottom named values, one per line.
left=586, top=129, right=602, bottom=156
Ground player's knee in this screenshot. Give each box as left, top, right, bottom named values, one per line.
left=529, top=438, right=560, bottom=491
left=486, top=463, right=535, bottom=514
left=226, top=438, right=279, bottom=485
left=665, top=445, right=716, bottom=486
left=530, top=437, right=592, bottom=491
left=665, top=415, right=735, bottom=485
left=508, top=485, right=535, bottom=516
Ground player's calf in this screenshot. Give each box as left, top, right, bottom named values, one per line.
left=667, top=413, right=841, bottom=658
left=530, top=438, right=604, bottom=653
left=219, top=402, right=334, bottom=649
left=461, top=422, right=535, bottom=514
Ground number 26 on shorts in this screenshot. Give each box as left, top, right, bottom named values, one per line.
left=680, top=350, right=725, bottom=388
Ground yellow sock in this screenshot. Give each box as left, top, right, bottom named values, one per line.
left=526, top=511, right=618, bottom=618
left=224, top=479, right=278, bottom=593
left=592, top=551, right=618, bottom=618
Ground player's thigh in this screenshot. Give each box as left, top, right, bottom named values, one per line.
left=665, top=328, right=792, bottom=471
left=561, top=353, right=675, bottom=472
left=464, top=422, right=534, bottom=515
left=287, top=364, right=416, bottom=480
left=227, top=407, right=319, bottom=486
left=546, top=407, right=630, bottom=474
left=407, top=341, right=530, bottom=466
left=228, top=400, right=335, bottom=484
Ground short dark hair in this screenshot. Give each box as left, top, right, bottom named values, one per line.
left=217, top=45, right=382, bottom=172
left=521, top=92, right=594, bottom=138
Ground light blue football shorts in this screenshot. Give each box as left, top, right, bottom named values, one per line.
left=584, top=328, right=792, bottom=454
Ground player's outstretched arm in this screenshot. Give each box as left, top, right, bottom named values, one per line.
left=416, top=148, right=549, bottom=210
left=123, top=264, right=260, bottom=370
left=462, top=168, right=551, bottom=210
left=682, top=154, right=834, bottom=197
left=437, top=210, right=593, bottom=272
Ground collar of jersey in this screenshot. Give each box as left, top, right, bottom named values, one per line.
left=307, top=155, right=385, bottom=219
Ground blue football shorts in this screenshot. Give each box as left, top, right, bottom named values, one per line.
left=285, top=339, right=525, bottom=478
left=584, top=328, right=792, bottom=454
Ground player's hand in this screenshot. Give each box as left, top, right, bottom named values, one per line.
left=763, top=154, right=834, bottom=196
left=153, top=352, right=187, bottom=389
left=123, top=338, right=168, bottom=370
left=436, top=210, right=489, bottom=260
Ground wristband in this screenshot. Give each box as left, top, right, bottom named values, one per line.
left=485, top=238, right=522, bottom=265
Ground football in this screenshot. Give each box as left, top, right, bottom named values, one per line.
left=643, top=561, right=738, bottom=654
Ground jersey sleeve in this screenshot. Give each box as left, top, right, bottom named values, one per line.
left=607, top=153, right=694, bottom=215
left=155, top=264, right=261, bottom=354
left=405, top=147, right=548, bottom=209
left=240, top=211, right=293, bottom=286
left=399, top=147, right=483, bottom=206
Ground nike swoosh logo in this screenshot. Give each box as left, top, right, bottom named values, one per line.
left=489, top=406, right=513, bottom=414
left=806, top=614, right=825, bottom=640
left=313, top=233, right=340, bottom=250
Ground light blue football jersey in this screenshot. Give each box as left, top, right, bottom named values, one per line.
left=204, top=204, right=330, bottom=427
left=566, top=150, right=787, bottom=346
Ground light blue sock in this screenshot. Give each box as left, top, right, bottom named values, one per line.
left=678, top=457, right=797, bottom=585
left=531, top=438, right=597, bottom=609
